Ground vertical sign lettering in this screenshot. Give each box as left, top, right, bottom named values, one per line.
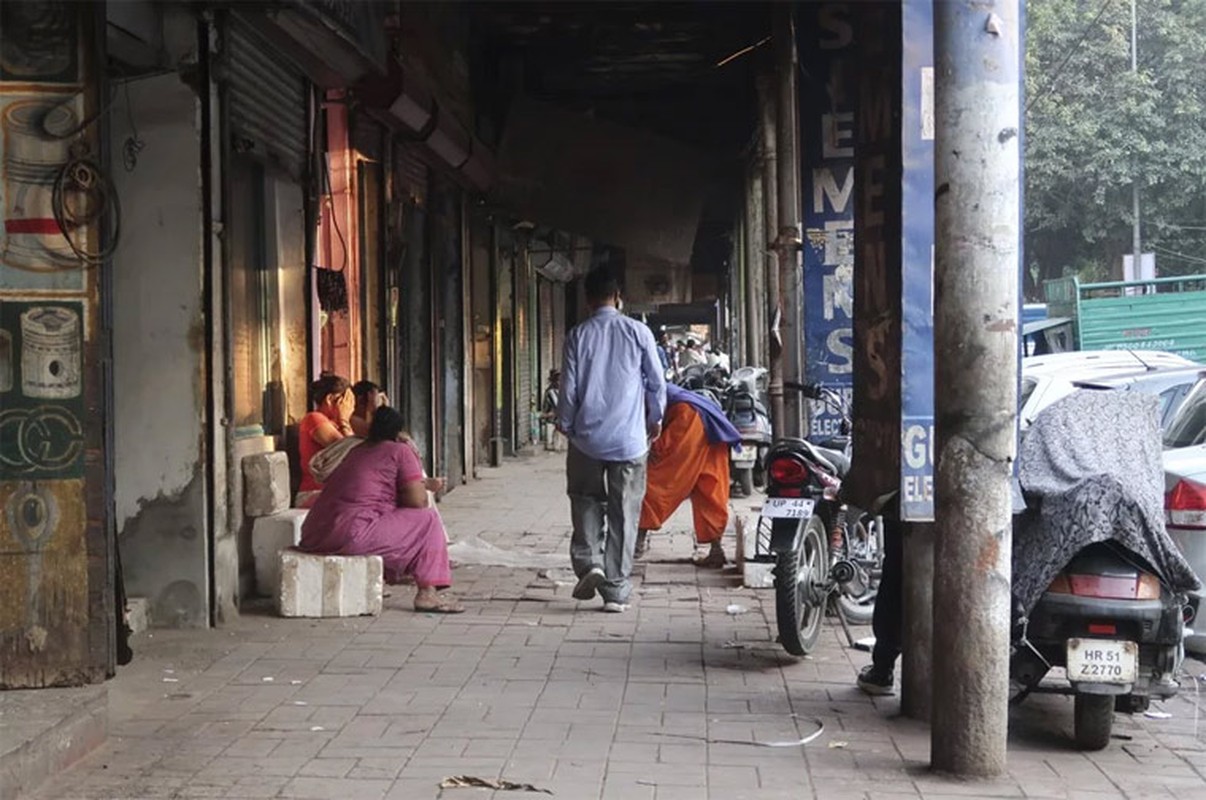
left=800, top=4, right=855, bottom=440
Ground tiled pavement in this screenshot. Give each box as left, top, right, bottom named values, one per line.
left=28, top=452, right=1206, bottom=800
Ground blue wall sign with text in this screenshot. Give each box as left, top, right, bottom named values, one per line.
left=900, top=0, right=936, bottom=521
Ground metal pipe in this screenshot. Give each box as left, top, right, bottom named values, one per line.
left=757, top=74, right=785, bottom=433
left=931, top=0, right=1021, bottom=777
left=774, top=4, right=804, bottom=438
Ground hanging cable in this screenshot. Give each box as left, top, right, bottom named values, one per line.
left=51, top=143, right=121, bottom=266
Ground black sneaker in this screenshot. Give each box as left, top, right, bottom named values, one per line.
left=572, top=567, right=606, bottom=601
left=857, top=664, right=895, bottom=696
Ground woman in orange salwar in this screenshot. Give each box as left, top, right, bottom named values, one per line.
left=636, top=384, right=742, bottom=568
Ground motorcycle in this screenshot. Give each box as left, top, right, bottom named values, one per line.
left=1010, top=391, right=1201, bottom=750
left=726, top=366, right=773, bottom=497
left=752, top=382, right=884, bottom=655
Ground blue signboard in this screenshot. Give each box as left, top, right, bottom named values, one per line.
left=900, top=0, right=936, bottom=520
left=800, top=4, right=856, bottom=440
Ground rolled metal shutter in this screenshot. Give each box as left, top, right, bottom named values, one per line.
left=226, top=18, right=308, bottom=180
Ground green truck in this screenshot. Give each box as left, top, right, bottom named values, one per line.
left=1039, top=274, right=1206, bottom=362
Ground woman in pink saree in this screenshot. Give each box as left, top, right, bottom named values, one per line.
left=300, top=406, right=463, bottom=613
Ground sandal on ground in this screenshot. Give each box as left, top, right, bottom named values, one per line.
left=693, top=547, right=727, bottom=569
left=414, top=592, right=465, bottom=614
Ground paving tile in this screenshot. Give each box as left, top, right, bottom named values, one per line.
left=279, top=776, right=392, bottom=799
left=26, top=453, right=1206, bottom=800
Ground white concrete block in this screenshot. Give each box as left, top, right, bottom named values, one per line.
left=242, top=451, right=291, bottom=518
left=278, top=550, right=383, bottom=618
left=252, top=509, right=309, bottom=596
left=742, top=561, right=776, bottom=589
left=125, top=597, right=149, bottom=634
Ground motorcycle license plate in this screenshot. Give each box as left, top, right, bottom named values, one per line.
left=760, top=498, right=815, bottom=519
left=731, top=446, right=757, bottom=466
left=1066, top=639, right=1138, bottom=684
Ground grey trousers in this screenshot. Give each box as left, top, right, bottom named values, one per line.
left=566, top=444, right=648, bottom=604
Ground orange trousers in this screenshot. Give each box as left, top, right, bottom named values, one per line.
left=639, top=402, right=731, bottom=544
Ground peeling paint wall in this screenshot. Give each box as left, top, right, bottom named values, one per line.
left=110, top=73, right=210, bottom=628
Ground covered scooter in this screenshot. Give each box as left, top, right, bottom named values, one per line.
left=1010, top=391, right=1201, bottom=750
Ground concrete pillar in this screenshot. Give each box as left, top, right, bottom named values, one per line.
left=774, top=4, right=804, bottom=437
left=744, top=166, right=765, bottom=368
left=931, top=0, right=1021, bottom=777
left=758, top=74, right=785, bottom=433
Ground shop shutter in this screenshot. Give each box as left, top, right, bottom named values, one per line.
left=226, top=18, right=309, bottom=180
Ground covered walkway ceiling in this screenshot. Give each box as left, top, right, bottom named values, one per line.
left=469, top=2, right=771, bottom=287
left=470, top=2, right=770, bottom=150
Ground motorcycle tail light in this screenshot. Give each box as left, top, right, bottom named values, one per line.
left=1069, top=574, right=1143, bottom=599
left=1135, top=572, right=1162, bottom=600
left=1166, top=479, right=1206, bottom=530
left=1088, top=623, right=1117, bottom=635
left=768, top=457, right=808, bottom=485
left=1046, top=573, right=1072, bottom=594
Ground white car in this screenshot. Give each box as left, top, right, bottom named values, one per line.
left=1021, top=350, right=1197, bottom=432
left=1162, top=377, right=1206, bottom=654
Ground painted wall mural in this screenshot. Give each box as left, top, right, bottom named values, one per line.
left=0, top=1, right=108, bottom=688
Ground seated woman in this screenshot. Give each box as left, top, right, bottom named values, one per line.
left=296, top=374, right=355, bottom=508
left=350, top=380, right=383, bottom=438
left=300, top=406, right=463, bottom=613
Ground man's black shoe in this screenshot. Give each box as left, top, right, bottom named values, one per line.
left=857, top=664, right=895, bottom=696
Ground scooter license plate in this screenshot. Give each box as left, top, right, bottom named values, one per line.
left=731, top=446, right=757, bottom=466
left=1066, top=639, right=1138, bottom=684
left=760, top=498, right=815, bottom=519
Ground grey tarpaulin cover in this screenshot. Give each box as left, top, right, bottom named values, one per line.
left=1012, top=391, right=1200, bottom=613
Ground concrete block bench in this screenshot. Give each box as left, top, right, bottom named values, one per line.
left=278, top=549, right=383, bottom=618
left=252, top=509, right=309, bottom=597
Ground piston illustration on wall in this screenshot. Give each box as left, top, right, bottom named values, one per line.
left=0, top=300, right=86, bottom=481
left=20, top=306, right=80, bottom=398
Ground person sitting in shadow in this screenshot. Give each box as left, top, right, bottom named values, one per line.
left=299, top=406, right=463, bottom=613
left=350, top=380, right=384, bottom=438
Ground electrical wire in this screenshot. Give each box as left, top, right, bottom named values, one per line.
left=1026, top=0, right=1117, bottom=114
left=50, top=148, right=121, bottom=266
left=1151, top=244, right=1206, bottom=267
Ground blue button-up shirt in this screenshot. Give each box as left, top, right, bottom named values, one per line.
left=557, top=306, right=667, bottom=462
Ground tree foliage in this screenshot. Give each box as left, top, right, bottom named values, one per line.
left=1025, top=0, right=1206, bottom=295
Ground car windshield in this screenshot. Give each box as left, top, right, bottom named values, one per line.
left=1019, top=378, right=1037, bottom=410
left=1164, top=380, right=1206, bottom=449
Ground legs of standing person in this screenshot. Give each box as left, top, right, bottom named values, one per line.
left=860, top=513, right=902, bottom=693
left=600, top=456, right=648, bottom=605
left=872, top=515, right=903, bottom=668
left=689, top=445, right=730, bottom=567
left=567, top=444, right=608, bottom=579
left=636, top=458, right=692, bottom=559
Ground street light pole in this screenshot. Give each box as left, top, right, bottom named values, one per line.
left=1131, top=0, right=1142, bottom=278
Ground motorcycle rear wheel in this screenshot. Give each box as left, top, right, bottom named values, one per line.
left=836, top=516, right=880, bottom=626
left=774, top=516, right=828, bottom=656
left=1073, top=694, right=1114, bottom=751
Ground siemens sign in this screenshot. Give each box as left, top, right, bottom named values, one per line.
left=801, top=5, right=856, bottom=439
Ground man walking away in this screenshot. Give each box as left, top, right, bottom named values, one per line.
left=558, top=269, right=667, bottom=612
